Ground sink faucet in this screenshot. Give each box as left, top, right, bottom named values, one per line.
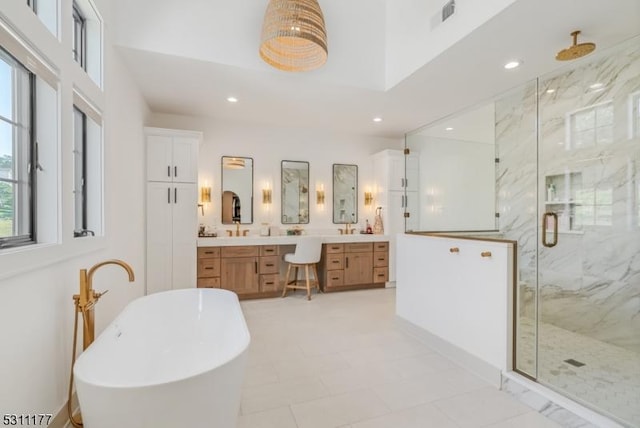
left=74, top=259, right=135, bottom=349
left=339, top=223, right=353, bottom=235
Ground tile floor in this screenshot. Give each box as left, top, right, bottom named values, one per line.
left=516, top=318, right=640, bottom=426
left=237, top=288, right=561, bottom=428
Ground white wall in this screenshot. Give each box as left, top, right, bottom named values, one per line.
left=385, top=0, right=516, bottom=89
left=0, top=0, right=149, bottom=418
left=146, top=114, right=402, bottom=235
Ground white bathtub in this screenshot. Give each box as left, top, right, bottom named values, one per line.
left=74, top=288, right=250, bottom=428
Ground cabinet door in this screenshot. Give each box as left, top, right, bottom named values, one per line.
left=405, top=154, right=420, bottom=191
left=405, top=191, right=419, bottom=232
left=221, top=257, right=260, bottom=295
left=344, top=252, right=373, bottom=285
left=388, top=191, right=406, bottom=235
left=172, top=183, right=197, bottom=289
left=388, top=152, right=406, bottom=191
left=147, top=136, right=173, bottom=182
left=146, top=182, right=173, bottom=294
left=172, top=137, right=198, bottom=183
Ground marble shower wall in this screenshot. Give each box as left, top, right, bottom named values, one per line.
left=497, top=40, right=640, bottom=353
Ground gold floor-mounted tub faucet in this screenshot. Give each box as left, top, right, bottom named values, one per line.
left=73, top=259, right=135, bottom=350
left=69, top=259, right=135, bottom=428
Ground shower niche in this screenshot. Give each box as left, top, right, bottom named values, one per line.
left=544, top=172, right=583, bottom=233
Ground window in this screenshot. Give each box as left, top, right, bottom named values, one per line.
left=568, top=102, right=614, bottom=149
left=72, top=2, right=86, bottom=69
left=73, top=107, right=88, bottom=237
left=72, top=104, right=102, bottom=238
left=575, top=186, right=613, bottom=228
left=0, top=48, right=36, bottom=248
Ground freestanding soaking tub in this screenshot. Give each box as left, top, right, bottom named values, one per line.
left=74, top=288, right=250, bottom=428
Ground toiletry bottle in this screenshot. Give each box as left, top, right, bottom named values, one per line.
left=366, top=219, right=372, bottom=234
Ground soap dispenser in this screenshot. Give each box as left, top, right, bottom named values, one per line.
left=366, top=219, right=372, bottom=234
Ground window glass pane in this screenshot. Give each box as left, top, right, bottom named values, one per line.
left=574, top=129, right=594, bottom=148
left=0, top=58, right=11, bottom=120
left=597, top=104, right=614, bottom=126
left=0, top=121, right=13, bottom=178
left=573, top=109, right=595, bottom=131
left=0, top=181, right=14, bottom=237
left=596, top=125, right=613, bottom=145
left=73, top=107, right=85, bottom=234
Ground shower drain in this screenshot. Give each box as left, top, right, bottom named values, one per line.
left=564, top=358, right=586, bottom=367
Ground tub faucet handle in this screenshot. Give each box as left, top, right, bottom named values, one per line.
left=94, top=289, right=109, bottom=300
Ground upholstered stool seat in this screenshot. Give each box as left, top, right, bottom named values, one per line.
left=282, top=237, right=322, bottom=300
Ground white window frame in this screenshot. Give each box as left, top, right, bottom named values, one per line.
left=565, top=100, right=614, bottom=150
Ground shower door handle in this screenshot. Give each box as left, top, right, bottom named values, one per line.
left=542, top=212, right=558, bottom=248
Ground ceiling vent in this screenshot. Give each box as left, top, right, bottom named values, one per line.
left=442, top=0, right=455, bottom=22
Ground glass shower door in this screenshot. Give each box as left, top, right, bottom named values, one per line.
left=536, top=40, right=640, bottom=426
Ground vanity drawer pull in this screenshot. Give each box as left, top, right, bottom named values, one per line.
left=266, top=263, right=274, bottom=267
left=481, top=251, right=492, bottom=258
left=332, top=277, right=340, bottom=280
left=204, top=267, right=213, bottom=270
left=204, top=251, right=214, bottom=255
left=377, top=257, right=385, bottom=261
left=331, top=246, right=340, bottom=250
left=265, top=249, right=274, bottom=253
left=449, top=247, right=460, bottom=253
left=265, top=281, right=274, bottom=285
left=377, top=274, right=385, bottom=277
left=332, top=260, right=340, bottom=264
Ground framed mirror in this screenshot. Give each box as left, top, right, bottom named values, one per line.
left=333, top=164, right=358, bottom=224
left=281, top=160, right=310, bottom=224
left=221, top=156, right=253, bottom=224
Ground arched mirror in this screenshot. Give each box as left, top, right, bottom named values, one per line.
left=333, top=164, right=358, bottom=224
left=221, top=156, right=253, bottom=224
left=281, top=160, right=310, bottom=224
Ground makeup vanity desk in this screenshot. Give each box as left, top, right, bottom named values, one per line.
left=197, top=234, right=390, bottom=299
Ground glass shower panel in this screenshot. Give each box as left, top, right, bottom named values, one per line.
left=537, top=39, right=640, bottom=426
left=494, top=81, right=539, bottom=379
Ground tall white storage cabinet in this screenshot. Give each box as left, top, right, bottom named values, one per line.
left=372, top=149, right=420, bottom=282
left=145, top=128, right=201, bottom=295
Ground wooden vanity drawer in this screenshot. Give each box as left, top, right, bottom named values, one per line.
left=325, top=253, right=344, bottom=270
left=325, top=243, right=344, bottom=254
left=326, top=270, right=344, bottom=287
left=222, top=246, right=260, bottom=258
left=198, top=258, right=221, bottom=277
left=373, top=267, right=388, bottom=283
left=373, top=252, right=388, bottom=267
left=374, top=242, right=388, bottom=252
left=260, top=245, right=279, bottom=256
left=260, top=274, right=280, bottom=292
left=259, top=256, right=279, bottom=274
left=198, top=247, right=220, bottom=259
left=345, top=242, right=373, bottom=253
left=197, top=277, right=221, bottom=288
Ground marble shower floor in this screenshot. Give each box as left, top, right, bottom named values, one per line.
left=517, top=317, right=640, bottom=427
left=237, top=289, right=562, bottom=428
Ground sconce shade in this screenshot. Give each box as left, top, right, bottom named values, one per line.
left=364, top=192, right=373, bottom=206
left=262, top=188, right=273, bottom=204
left=316, top=189, right=325, bottom=205
left=259, top=0, right=328, bottom=72
left=201, top=187, right=211, bottom=203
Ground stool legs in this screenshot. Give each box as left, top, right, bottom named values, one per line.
left=282, top=262, right=319, bottom=300
left=282, top=264, right=292, bottom=297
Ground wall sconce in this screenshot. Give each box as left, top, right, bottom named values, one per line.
left=262, top=188, right=272, bottom=204
left=201, top=186, right=211, bottom=203
left=364, top=191, right=373, bottom=206
left=316, top=189, right=325, bottom=205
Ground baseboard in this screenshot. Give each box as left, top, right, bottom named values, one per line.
left=51, top=393, right=78, bottom=428
left=395, top=315, right=502, bottom=387
left=501, top=373, right=627, bottom=428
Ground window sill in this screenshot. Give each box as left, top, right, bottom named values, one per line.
left=0, top=236, right=107, bottom=281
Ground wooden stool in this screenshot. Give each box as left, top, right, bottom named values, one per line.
left=281, top=237, right=322, bottom=300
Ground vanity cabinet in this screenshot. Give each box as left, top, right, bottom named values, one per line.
left=146, top=128, right=201, bottom=295
left=197, top=245, right=282, bottom=299
left=319, top=242, right=388, bottom=292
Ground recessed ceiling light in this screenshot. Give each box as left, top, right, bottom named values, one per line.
left=589, top=83, right=603, bottom=89
left=373, top=117, right=382, bottom=123
left=504, top=60, right=521, bottom=70
left=546, top=89, right=556, bottom=94
left=445, top=127, right=454, bottom=131
left=227, top=97, right=238, bottom=103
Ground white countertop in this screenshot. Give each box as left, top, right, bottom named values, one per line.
left=198, top=234, right=389, bottom=247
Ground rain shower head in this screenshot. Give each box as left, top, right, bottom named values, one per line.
left=556, top=30, right=596, bottom=61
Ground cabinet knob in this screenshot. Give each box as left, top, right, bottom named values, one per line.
left=481, top=251, right=492, bottom=258
left=449, top=247, right=460, bottom=253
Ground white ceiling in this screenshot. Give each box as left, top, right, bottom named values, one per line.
left=111, top=0, right=640, bottom=139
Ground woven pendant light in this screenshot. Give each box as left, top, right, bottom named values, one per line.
left=259, top=0, right=328, bottom=72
